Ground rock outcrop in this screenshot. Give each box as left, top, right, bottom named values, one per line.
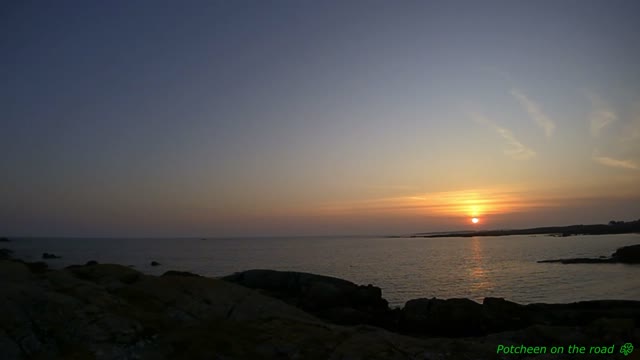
left=1, top=256, right=639, bottom=359
left=223, top=269, right=394, bottom=327
left=538, top=243, right=640, bottom=264
left=612, top=244, right=640, bottom=263
left=0, top=259, right=480, bottom=360
left=223, top=270, right=640, bottom=341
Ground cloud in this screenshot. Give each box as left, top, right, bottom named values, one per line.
left=510, top=88, right=556, bottom=138
left=592, top=150, right=638, bottom=170
left=586, top=92, right=617, bottom=137
left=472, top=114, right=536, bottom=160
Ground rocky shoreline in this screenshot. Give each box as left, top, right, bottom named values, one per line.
left=538, top=244, right=640, bottom=264
left=1, top=251, right=639, bottom=359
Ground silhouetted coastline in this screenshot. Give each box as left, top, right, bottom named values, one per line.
left=409, top=219, right=640, bottom=238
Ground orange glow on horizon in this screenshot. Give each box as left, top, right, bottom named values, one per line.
left=308, top=186, right=590, bottom=223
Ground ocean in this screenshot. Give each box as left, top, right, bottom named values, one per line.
left=5, top=234, right=640, bottom=307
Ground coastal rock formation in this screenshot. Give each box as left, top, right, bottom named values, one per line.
left=399, top=298, right=486, bottom=336
left=222, top=269, right=640, bottom=339
left=222, top=269, right=393, bottom=327
left=538, top=244, right=640, bottom=264
left=0, top=258, right=475, bottom=360
left=1, top=254, right=639, bottom=359
left=0, top=248, right=13, bottom=260
left=42, top=252, right=61, bottom=259
left=612, top=244, right=640, bottom=263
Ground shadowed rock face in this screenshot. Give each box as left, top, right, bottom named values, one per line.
left=222, top=269, right=392, bottom=327
left=223, top=270, right=640, bottom=340
left=2, top=260, right=463, bottom=360
left=538, top=244, right=640, bottom=264
left=400, top=298, right=486, bottom=337
left=613, top=244, right=640, bottom=263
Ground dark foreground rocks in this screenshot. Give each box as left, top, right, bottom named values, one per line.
left=1, top=259, right=639, bottom=360
left=222, top=269, right=394, bottom=327
left=538, top=244, right=640, bottom=264
left=0, top=259, right=489, bottom=360
left=224, top=270, right=640, bottom=340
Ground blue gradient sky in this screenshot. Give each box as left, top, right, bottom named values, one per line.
left=2, top=1, right=640, bottom=236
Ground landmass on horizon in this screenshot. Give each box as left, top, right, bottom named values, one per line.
left=405, top=218, right=640, bottom=238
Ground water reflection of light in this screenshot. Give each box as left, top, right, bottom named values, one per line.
left=469, top=237, right=493, bottom=293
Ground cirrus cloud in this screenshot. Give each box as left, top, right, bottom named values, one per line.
left=472, top=114, right=536, bottom=160
left=510, top=88, right=556, bottom=138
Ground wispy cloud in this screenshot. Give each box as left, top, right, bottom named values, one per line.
left=586, top=92, right=617, bottom=137
left=510, top=88, right=556, bottom=138
left=472, top=114, right=536, bottom=160
left=592, top=150, right=638, bottom=170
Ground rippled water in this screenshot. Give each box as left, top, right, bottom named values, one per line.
left=6, top=234, right=640, bottom=307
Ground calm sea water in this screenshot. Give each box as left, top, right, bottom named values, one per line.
left=5, top=234, right=640, bottom=307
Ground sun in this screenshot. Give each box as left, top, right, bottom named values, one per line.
left=471, top=217, right=479, bottom=224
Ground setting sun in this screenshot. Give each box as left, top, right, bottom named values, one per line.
left=471, top=217, right=479, bottom=224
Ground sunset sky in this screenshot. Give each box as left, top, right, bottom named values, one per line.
left=2, top=1, right=640, bottom=237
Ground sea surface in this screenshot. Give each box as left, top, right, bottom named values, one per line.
left=5, top=234, right=640, bottom=307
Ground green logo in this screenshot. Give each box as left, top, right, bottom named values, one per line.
left=620, top=343, right=634, bottom=356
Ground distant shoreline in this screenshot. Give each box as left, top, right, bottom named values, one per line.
left=406, top=219, right=640, bottom=238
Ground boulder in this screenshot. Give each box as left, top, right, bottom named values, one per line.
left=0, top=248, right=13, bottom=260
left=483, top=297, right=530, bottom=331
left=42, top=253, right=61, bottom=259
left=150, top=261, right=161, bottom=266
left=612, top=244, right=640, bottom=263
left=399, top=298, right=487, bottom=337
left=67, top=263, right=141, bottom=285
left=24, top=261, right=48, bottom=273
left=162, top=270, right=201, bottom=277
left=222, top=269, right=391, bottom=327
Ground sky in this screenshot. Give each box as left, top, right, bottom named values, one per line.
left=2, top=0, right=640, bottom=237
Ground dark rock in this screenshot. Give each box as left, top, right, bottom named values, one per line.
left=150, top=261, right=160, bottom=266
left=1, top=261, right=640, bottom=359
left=222, top=269, right=391, bottom=327
left=0, top=248, right=13, bottom=260
left=0, top=237, right=9, bottom=242
left=538, top=257, right=613, bottom=264
left=612, top=244, right=640, bottom=263
left=162, top=270, right=201, bottom=277
left=86, top=260, right=98, bottom=266
left=24, top=261, right=48, bottom=273
left=42, top=252, right=61, bottom=259
left=538, top=244, right=640, bottom=264
left=399, top=298, right=487, bottom=337
left=68, top=263, right=141, bottom=284
left=483, top=297, right=530, bottom=331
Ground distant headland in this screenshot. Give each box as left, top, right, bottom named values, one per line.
left=407, top=218, right=640, bottom=238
